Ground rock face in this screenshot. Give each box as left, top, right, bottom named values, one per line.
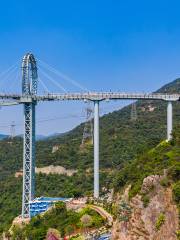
left=15, top=165, right=78, bottom=177
left=52, top=145, right=60, bottom=153
left=112, top=175, right=179, bottom=240
left=35, top=165, right=77, bottom=176
left=141, top=175, right=162, bottom=194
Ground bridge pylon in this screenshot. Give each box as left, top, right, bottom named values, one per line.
left=21, top=53, right=38, bottom=218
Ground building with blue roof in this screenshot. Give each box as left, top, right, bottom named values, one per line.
left=29, top=197, right=71, bottom=217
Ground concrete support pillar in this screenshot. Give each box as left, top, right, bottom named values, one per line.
left=167, top=101, right=173, bottom=141
left=94, top=100, right=99, bottom=198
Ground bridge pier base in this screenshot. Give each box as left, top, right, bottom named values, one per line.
left=94, top=100, right=99, bottom=198
left=167, top=101, right=173, bottom=141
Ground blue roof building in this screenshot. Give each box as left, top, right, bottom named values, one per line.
left=29, top=196, right=71, bottom=217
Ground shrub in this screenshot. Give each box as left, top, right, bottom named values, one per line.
left=11, top=225, right=25, bottom=240
left=155, top=213, right=165, bottom=231
left=172, top=181, right=180, bottom=203
left=141, top=195, right=150, bottom=207
left=160, top=177, right=170, bottom=187
left=176, top=230, right=180, bottom=240
left=80, top=214, right=92, bottom=228
left=118, top=201, right=132, bottom=222
left=128, top=182, right=142, bottom=199
left=65, top=225, right=74, bottom=238
left=168, top=165, right=180, bottom=181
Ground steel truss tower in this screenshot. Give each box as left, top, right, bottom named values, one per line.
left=10, top=121, right=15, bottom=139
left=131, top=102, right=137, bottom=121
left=81, top=105, right=93, bottom=146
left=22, top=53, right=38, bottom=218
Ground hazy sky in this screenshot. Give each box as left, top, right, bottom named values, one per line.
left=0, top=0, right=180, bottom=135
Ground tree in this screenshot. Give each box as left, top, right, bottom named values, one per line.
left=80, top=214, right=92, bottom=233
left=12, top=225, right=24, bottom=240
left=65, top=225, right=74, bottom=238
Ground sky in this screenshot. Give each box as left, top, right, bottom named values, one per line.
left=0, top=0, right=180, bottom=135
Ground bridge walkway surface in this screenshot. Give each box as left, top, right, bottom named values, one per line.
left=88, top=205, right=113, bottom=226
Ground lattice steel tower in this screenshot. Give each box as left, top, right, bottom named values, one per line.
left=81, top=105, right=93, bottom=146
left=10, top=121, right=15, bottom=139
left=22, top=53, right=38, bottom=218
left=131, top=102, right=137, bottom=121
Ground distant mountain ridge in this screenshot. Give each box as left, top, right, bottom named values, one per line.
left=0, top=134, right=9, bottom=140
left=2, top=133, right=65, bottom=141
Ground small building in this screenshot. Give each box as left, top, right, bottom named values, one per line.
left=29, top=196, right=71, bottom=217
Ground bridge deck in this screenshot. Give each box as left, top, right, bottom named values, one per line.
left=0, top=92, right=179, bottom=103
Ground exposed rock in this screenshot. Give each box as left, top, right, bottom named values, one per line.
left=15, top=170, right=23, bottom=178
left=140, top=105, right=156, bottom=112
left=148, top=105, right=156, bottom=112
left=15, top=165, right=78, bottom=177
left=141, top=107, right=146, bottom=112
left=35, top=165, right=77, bottom=176
left=112, top=177, right=179, bottom=240
left=52, top=145, right=60, bottom=153
left=141, top=175, right=162, bottom=194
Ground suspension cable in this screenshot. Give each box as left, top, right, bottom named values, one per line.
left=37, top=58, right=89, bottom=91
left=39, top=68, right=67, bottom=93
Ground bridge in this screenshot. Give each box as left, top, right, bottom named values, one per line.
left=0, top=53, right=179, bottom=218
left=0, top=92, right=179, bottom=102
left=88, top=205, right=113, bottom=226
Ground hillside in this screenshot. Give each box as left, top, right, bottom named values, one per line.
left=8, top=117, right=180, bottom=239
left=113, top=125, right=180, bottom=199
left=112, top=125, right=180, bottom=239
left=0, top=78, right=179, bottom=234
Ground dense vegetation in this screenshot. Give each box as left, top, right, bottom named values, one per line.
left=0, top=174, right=94, bottom=233
left=11, top=203, right=104, bottom=239
left=113, top=125, right=180, bottom=202
left=0, top=79, right=179, bottom=234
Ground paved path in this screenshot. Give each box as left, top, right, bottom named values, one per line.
left=88, top=205, right=113, bottom=226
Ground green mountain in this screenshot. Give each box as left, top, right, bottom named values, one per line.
left=114, top=125, right=180, bottom=199
left=0, top=79, right=179, bottom=233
